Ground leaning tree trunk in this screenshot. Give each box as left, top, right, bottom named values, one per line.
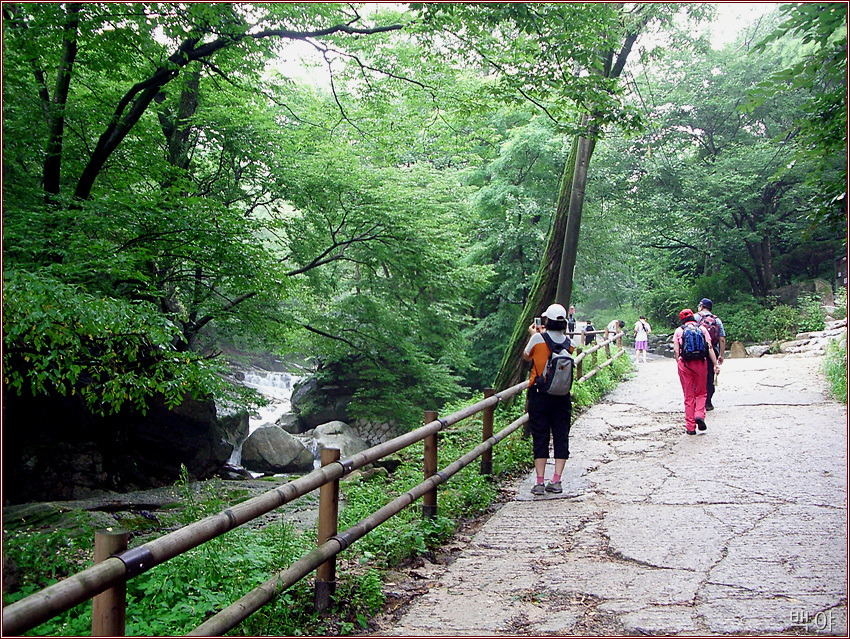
left=491, top=134, right=582, bottom=392
left=555, top=122, right=597, bottom=307
left=491, top=28, right=641, bottom=393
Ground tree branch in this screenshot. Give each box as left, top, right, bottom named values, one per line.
left=43, top=3, right=82, bottom=198
left=301, top=324, right=360, bottom=351
left=73, top=19, right=404, bottom=201
left=190, top=291, right=258, bottom=337
left=3, top=5, right=53, bottom=122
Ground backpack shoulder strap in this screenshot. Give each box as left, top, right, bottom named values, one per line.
left=541, top=332, right=566, bottom=353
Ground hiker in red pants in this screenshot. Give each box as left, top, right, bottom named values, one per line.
left=672, top=309, right=720, bottom=435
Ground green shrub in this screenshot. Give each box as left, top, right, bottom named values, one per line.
left=823, top=338, right=847, bottom=403
left=2, top=269, right=234, bottom=416
left=637, top=282, right=690, bottom=330
left=769, top=304, right=802, bottom=341
left=721, top=294, right=829, bottom=344
left=572, top=348, right=633, bottom=409
left=720, top=298, right=769, bottom=343
left=797, top=293, right=827, bottom=333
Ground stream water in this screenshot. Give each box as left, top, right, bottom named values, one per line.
left=227, top=370, right=302, bottom=467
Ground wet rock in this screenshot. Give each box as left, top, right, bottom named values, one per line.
left=3, top=557, right=21, bottom=594
left=3, top=388, right=239, bottom=504
left=312, top=421, right=369, bottom=460
left=374, top=456, right=404, bottom=474
left=241, top=425, right=314, bottom=473
left=343, top=467, right=389, bottom=484
left=216, top=402, right=250, bottom=450
left=217, top=463, right=254, bottom=480
left=276, top=412, right=301, bottom=434
left=291, top=378, right=353, bottom=429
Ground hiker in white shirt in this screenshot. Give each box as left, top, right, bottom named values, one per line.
left=633, top=316, right=651, bottom=363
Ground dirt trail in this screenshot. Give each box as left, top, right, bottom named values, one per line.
left=372, top=353, right=848, bottom=636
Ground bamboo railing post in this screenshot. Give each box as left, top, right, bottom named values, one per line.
left=315, top=447, right=341, bottom=612
left=423, top=410, right=439, bottom=518
left=91, top=528, right=129, bottom=637
left=480, top=389, right=495, bottom=475
left=576, top=347, right=584, bottom=380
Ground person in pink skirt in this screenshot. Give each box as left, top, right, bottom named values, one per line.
left=672, top=309, right=720, bottom=435
left=633, top=315, right=651, bottom=363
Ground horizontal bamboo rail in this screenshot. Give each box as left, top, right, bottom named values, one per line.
left=3, top=381, right=528, bottom=636
left=573, top=330, right=624, bottom=362
left=188, top=411, right=529, bottom=636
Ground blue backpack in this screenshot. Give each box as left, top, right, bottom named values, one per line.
left=680, top=323, right=708, bottom=361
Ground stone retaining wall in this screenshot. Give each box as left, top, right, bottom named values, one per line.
left=355, top=419, right=401, bottom=446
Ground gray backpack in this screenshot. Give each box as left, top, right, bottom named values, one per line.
left=534, top=333, right=574, bottom=396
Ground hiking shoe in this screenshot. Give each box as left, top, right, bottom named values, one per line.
left=531, top=483, right=545, bottom=496
left=686, top=429, right=697, bottom=435
left=706, top=402, right=714, bottom=411
left=545, top=481, right=562, bottom=494
left=696, top=417, right=707, bottom=431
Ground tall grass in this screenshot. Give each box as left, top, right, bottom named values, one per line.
left=823, top=338, right=847, bottom=403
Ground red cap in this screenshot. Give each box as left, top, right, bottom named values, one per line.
left=679, top=308, right=694, bottom=321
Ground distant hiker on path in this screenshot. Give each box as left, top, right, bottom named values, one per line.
left=634, top=316, right=651, bottom=363
left=696, top=298, right=726, bottom=411
left=568, top=305, right=576, bottom=335
left=673, top=308, right=720, bottom=435
left=584, top=319, right=597, bottom=346
left=607, top=319, right=626, bottom=347
left=523, top=303, right=574, bottom=496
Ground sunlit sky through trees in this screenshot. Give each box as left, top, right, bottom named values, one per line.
left=272, top=3, right=781, bottom=87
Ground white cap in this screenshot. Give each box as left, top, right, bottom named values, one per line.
left=543, top=303, right=567, bottom=321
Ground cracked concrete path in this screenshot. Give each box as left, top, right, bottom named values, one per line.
left=378, top=354, right=848, bottom=636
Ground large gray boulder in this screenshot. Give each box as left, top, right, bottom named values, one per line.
left=276, top=412, right=301, bottom=435
left=242, top=426, right=315, bottom=473
left=312, top=421, right=370, bottom=460
left=131, top=395, right=236, bottom=481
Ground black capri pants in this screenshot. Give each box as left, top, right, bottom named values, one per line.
left=527, top=385, right=572, bottom=460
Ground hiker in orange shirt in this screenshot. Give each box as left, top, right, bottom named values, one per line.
left=522, top=303, right=574, bottom=496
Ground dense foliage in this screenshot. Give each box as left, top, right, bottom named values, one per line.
left=1, top=3, right=481, bottom=424
left=2, top=2, right=845, bottom=427
left=752, top=2, right=847, bottom=231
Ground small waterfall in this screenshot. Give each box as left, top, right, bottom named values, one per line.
left=228, top=369, right=302, bottom=467
left=298, top=435, right=323, bottom=470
